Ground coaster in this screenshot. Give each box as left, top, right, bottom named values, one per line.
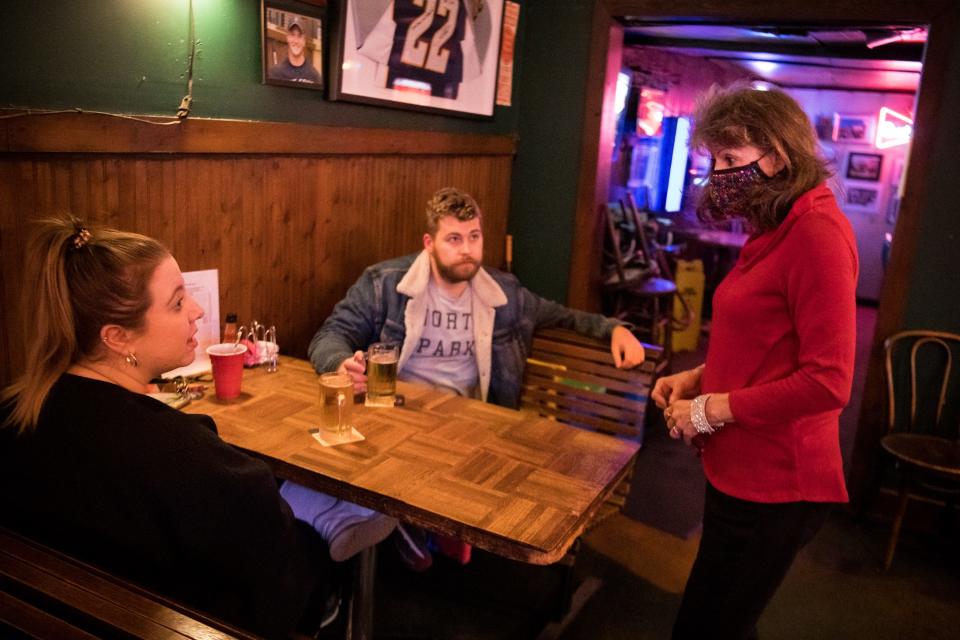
left=312, top=427, right=366, bottom=447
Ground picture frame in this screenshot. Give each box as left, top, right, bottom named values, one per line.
left=262, top=0, right=325, bottom=90
left=815, top=114, right=835, bottom=142
left=833, top=113, right=876, bottom=144
left=844, top=184, right=883, bottom=213
left=329, top=0, right=505, bottom=118
left=846, top=152, right=883, bottom=182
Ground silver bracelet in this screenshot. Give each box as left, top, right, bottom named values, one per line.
left=691, top=394, right=723, bottom=435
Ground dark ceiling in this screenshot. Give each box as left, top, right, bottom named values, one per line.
left=622, top=24, right=926, bottom=93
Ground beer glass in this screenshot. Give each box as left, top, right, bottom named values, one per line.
left=319, top=372, right=353, bottom=440
left=365, top=342, right=399, bottom=407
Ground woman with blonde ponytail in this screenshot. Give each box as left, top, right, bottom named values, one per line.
left=1, top=216, right=395, bottom=637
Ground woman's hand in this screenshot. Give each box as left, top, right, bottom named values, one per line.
left=651, top=366, right=703, bottom=409
left=664, top=399, right=696, bottom=445
left=665, top=393, right=733, bottom=446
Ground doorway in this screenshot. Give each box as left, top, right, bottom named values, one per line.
left=573, top=0, right=956, bottom=502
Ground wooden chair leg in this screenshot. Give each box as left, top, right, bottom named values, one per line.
left=883, top=479, right=911, bottom=572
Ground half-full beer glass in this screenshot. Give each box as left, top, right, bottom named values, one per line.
left=319, top=372, right=353, bottom=440
left=365, top=342, right=399, bottom=407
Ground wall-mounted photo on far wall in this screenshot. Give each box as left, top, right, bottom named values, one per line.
left=844, top=184, right=883, bottom=213
left=815, top=114, right=835, bottom=142
left=833, top=113, right=876, bottom=144
left=846, top=152, right=883, bottom=182
left=262, top=0, right=325, bottom=90
left=329, top=0, right=505, bottom=117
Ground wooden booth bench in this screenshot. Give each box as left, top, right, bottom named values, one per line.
left=519, top=327, right=665, bottom=626
left=0, top=526, right=262, bottom=640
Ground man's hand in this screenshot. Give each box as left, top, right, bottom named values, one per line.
left=337, top=351, right=367, bottom=394
left=610, top=325, right=645, bottom=369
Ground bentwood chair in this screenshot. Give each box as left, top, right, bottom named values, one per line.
left=879, top=330, right=960, bottom=571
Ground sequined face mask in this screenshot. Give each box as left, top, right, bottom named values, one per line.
left=706, top=159, right=771, bottom=217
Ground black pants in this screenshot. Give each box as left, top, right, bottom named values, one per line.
left=672, top=482, right=833, bottom=640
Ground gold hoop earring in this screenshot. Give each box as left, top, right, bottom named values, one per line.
left=124, top=352, right=139, bottom=368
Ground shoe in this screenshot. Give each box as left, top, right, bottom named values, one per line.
left=279, top=482, right=396, bottom=562
left=313, top=501, right=397, bottom=562
left=433, top=533, right=472, bottom=565
left=393, top=522, right=433, bottom=572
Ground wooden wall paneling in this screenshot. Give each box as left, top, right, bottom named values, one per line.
left=1, top=120, right=515, bottom=388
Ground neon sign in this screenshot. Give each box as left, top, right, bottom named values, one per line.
left=637, top=87, right=666, bottom=137
left=876, top=107, right=913, bottom=149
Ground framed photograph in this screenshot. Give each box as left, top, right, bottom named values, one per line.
left=262, top=0, right=325, bottom=90
left=815, top=114, right=834, bottom=141
left=833, top=113, right=876, bottom=144
left=329, top=0, right=505, bottom=118
left=846, top=152, right=883, bottom=181
left=844, top=184, right=883, bottom=213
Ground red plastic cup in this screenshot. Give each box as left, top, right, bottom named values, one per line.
left=206, top=343, right=247, bottom=400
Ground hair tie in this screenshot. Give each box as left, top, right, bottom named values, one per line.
left=70, top=227, right=91, bottom=251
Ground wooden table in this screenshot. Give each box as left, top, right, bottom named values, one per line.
left=185, top=356, right=640, bottom=637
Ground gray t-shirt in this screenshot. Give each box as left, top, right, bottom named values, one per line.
left=399, top=279, right=479, bottom=398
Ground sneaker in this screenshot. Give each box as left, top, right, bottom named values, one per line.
left=313, top=500, right=397, bottom=562
left=279, top=482, right=396, bottom=562
left=393, top=523, right=433, bottom=572
left=432, top=533, right=472, bottom=565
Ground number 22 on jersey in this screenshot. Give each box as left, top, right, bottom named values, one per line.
left=400, top=0, right=459, bottom=74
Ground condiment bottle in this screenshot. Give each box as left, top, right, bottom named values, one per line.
left=223, top=313, right=238, bottom=343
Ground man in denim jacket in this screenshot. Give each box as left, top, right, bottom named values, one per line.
left=308, top=187, right=645, bottom=410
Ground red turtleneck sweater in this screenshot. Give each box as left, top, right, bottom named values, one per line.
left=701, top=183, right=858, bottom=503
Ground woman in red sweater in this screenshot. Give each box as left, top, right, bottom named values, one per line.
left=653, top=85, right=858, bottom=639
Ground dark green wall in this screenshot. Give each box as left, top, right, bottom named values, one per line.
left=7, top=0, right=957, bottom=324
left=0, top=0, right=518, bottom=134
left=507, top=0, right=594, bottom=304
left=901, top=10, right=960, bottom=333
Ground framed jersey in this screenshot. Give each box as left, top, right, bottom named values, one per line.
left=329, top=0, right=504, bottom=117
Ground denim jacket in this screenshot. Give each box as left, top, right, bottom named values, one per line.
left=308, top=251, right=620, bottom=409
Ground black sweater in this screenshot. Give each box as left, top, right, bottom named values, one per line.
left=1, top=374, right=327, bottom=637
